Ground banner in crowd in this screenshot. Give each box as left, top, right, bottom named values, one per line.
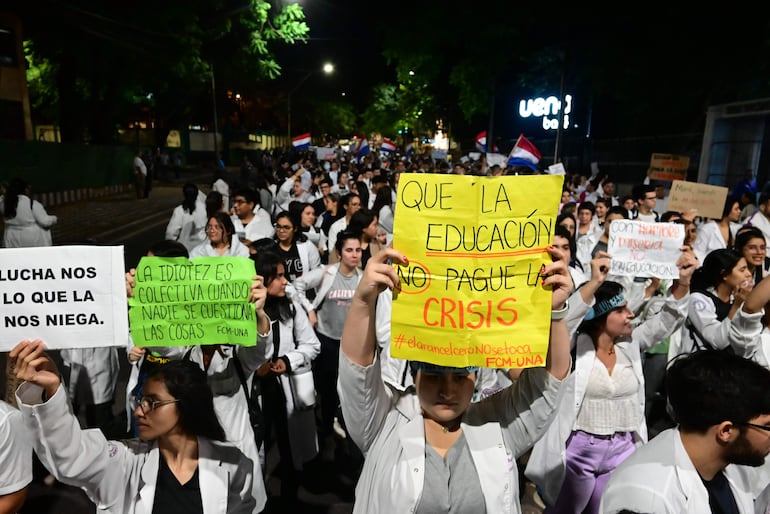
left=608, top=220, right=684, bottom=279
left=128, top=256, right=256, bottom=347
left=391, top=174, right=563, bottom=369
left=648, top=153, right=690, bottom=181
left=667, top=180, right=728, bottom=220
left=0, top=246, right=128, bottom=351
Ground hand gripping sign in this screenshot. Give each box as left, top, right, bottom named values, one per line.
left=390, top=174, right=563, bottom=369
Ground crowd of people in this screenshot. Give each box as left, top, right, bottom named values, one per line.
left=5, top=144, right=770, bottom=514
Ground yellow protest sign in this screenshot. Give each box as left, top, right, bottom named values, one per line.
left=391, top=174, right=563, bottom=369
left=649, top=153, right=690, bottom=181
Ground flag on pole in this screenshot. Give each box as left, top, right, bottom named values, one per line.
left=404, top=143, right=414, bottom=159
left=356, top=138, right=370, bottom=163
left=475, top=131, right=498, bottom=153
left=475, top=131, right=488, bottom=152
left=292, top=132, right=311, bottom=150
left=507, top=134, right=541, bottom=171
left=381, top=138, right=397, bottom=152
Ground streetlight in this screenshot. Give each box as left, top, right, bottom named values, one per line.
left=287, top=62, right=334, bottom=144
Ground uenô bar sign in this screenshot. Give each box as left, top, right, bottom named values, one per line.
left=390, top=174, right=563, bottom=369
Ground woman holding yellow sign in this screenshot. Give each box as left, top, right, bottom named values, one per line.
left=338, top=246, right=573, bottom=513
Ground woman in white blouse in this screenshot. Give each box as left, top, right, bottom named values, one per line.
left=526, top=250, right=697, bottom=514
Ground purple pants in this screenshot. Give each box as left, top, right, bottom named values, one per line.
left=546, top=430, right=636, bottom=514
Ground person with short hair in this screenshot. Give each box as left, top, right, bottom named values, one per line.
left=600, top=350, right=770, bottom=514
left=632, top=184, right=660, bottom=222
left=230, top=187, right=274, bottom=247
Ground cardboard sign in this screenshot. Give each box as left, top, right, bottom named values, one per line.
left=667, top=180, right=729, bottom=220
left=0, top=246, right=128, bottom=351
left=649, top=153, right=690, bottom=181
left=390, top=174, right=563, bottom=369
left=128, top=256, right=256, bottom=347
left=608, top=221, right=684, bottom=279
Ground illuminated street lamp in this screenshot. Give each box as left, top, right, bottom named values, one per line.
left=287, top=62, right=334, bottom=144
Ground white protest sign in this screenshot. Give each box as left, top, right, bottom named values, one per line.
left=0, top=246, right=128, bottom=351
left=608, top=221, right=684, bottom=279
left=315, top=146, right=336, bottom=161
left=548, top=162, right=566, bottom=175
left=485, top=153, right=507, bottom=167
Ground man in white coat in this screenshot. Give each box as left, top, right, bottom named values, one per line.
left=600, top=350, right=770, bottom=514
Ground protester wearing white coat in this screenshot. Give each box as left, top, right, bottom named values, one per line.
left=2, top=178, right=57, bottom=248
left=339, top=247, right=574, bottom=514
left=12, top=341, right=258, bottom=514
left=526, top=253, right=693, bottom=512
left=600, top=427, right=769, bottom=513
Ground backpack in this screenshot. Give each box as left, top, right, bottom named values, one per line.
left=684, top=289, right=734, bottom=353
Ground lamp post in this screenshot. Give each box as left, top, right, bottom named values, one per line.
left=287, top=62, right=334, bottom=145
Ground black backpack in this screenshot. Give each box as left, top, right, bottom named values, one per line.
left=685, top=289, right=734, bottom=353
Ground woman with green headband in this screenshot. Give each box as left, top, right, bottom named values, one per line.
left=339, top=246, right=574, bottom=513
left=526, top=249, right=698, bottom=514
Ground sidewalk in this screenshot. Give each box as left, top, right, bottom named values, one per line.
left=1, top=169, right=215, bottom=246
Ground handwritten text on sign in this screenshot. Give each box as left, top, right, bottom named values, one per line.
left=0, top=246, right=128, bottom=351
left=608, top=220, right=684, bottom=279
left=128, top=256, right=256, bottom=347
left=391, top=174, right=563, bottom=369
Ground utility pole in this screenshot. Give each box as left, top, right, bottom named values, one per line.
left=211, top=63, right=219, bottom=161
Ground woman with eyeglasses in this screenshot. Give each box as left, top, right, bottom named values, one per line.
left=253, top=250, right=321, bottom=504
left=10, top=340, right=257, bottom=514
left=271, top=210, right=321, bottom=285
left=190, top=211, right=250, bottom=258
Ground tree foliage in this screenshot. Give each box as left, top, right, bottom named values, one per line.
left=8, top=0, right=308, bottom=144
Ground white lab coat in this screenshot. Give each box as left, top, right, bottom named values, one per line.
left=147, top=340, right=273, bottom=513
left=189, top=238, right=250, bottom=258
left=60, top=347, right=120, bottom=405
left=338, top=350, right=563, bottom=514
left=600, top=427, right=770, bottom=513
left=525, top=291, right=689, bottom=506
left=692, top=220, right=740, bottom=263
left=165, top=203, right=207, bottom=252
left=2, top=194, right=57, bottom=248
left=268, top=301, right=321, bottom=468
left=16, top=382, right=256, bottom=514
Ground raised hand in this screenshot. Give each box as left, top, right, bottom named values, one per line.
left=543, top=246, right=572, bottom=310
left=9, top=339, right=61, bottom=398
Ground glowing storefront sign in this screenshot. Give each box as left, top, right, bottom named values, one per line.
left=518, top=94, right=573, bottom=130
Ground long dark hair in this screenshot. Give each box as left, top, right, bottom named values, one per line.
left=148, top=360, right=226, bottom=441
left=690, top=248, right=742, bottom=292
left=181, top=183, right=199, bottom=214
left=273, top=210, right=307, bottom=244
left=577, top=281, right=625, bottom=337
left=371, top=185, right=393, bottom=216
left=253, top=250, right=294, bottom=322
left=4, top=177, right=29, bottom=219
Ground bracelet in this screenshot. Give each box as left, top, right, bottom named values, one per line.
left=551, top=300, right=569, bottom=320
left=677, top=282, right=690, bottom=288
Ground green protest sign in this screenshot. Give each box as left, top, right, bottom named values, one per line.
left=128, top=256, right=256, bottom=347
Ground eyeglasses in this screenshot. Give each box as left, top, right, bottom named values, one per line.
left=205, top=225, right=222, bottom=232
left=274, top=224, right=293, bottom=231
left=130, top=395, right=180, bottom=414
left=742, top=422, right=770, bottom=433
left=233, top=199, right=247, bottom=205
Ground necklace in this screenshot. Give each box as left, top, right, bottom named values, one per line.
left=607, top=346, right=615, bottom=355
